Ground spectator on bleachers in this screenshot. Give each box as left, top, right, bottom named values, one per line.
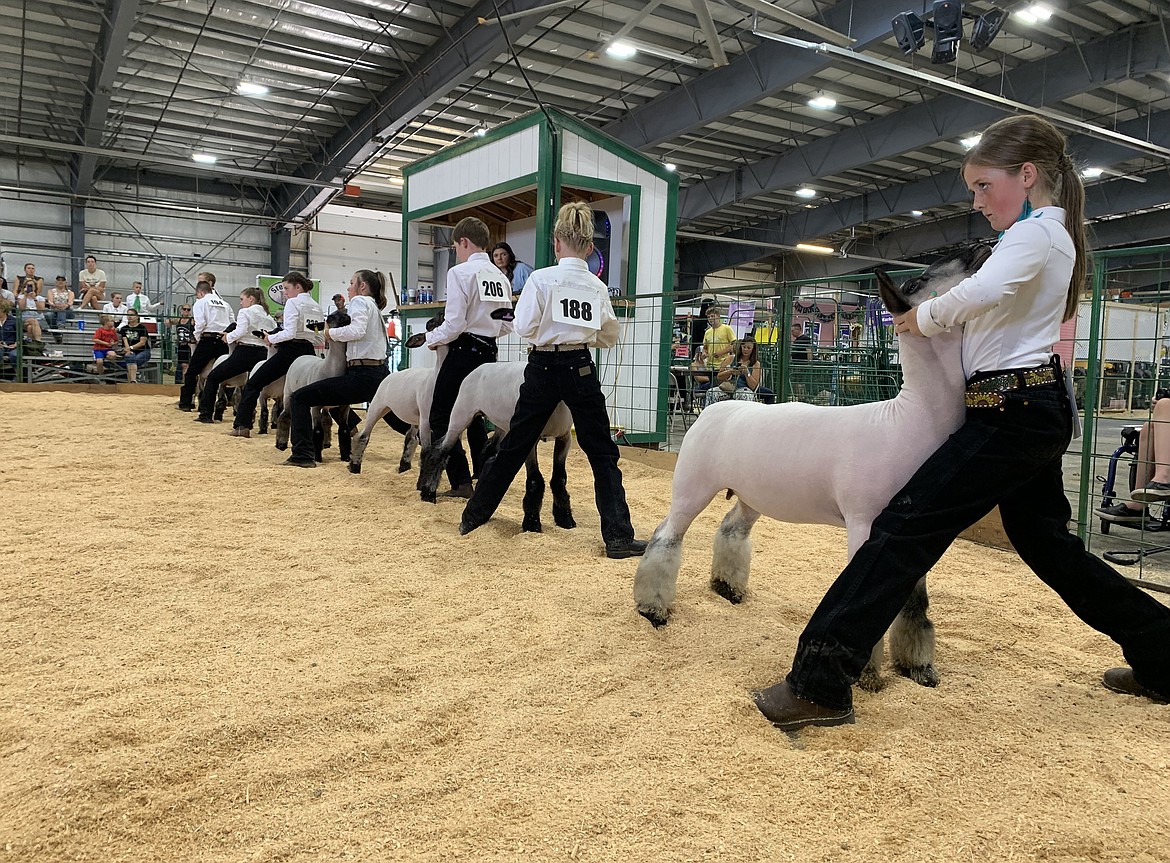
left=45, top=276, right=73, bottom=343
left=125, top=281, right=160, bottom=319
left=0, top=300, right=18, bottom=373
left=78, top=255, right=108, bottom=309
left=168, top=303, right=196, bottom=384
left=18, top=283, right=46, bottom=344
left=0, top=276, right=13, bottom=305
left=101, top=292, right=128, bottom=327
left=16, top=263, right=44, bottom=296
left=88, top=315, right=120, bottom=374
left=119, top=309, right=151, bottom=384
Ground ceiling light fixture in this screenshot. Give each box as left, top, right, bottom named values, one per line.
left=474, top=125, right=488, bottom=138
left=192, top=153, right=217, bottom=164
left=605, top=40, right=638, bottom=60
left=960, top=134, right=982, bottom=149
left=795, top=187, right=818, bottom=198
left=236, top=81, right=269, bottom=97
left=795, top=242, right=835, bottom=255
left=1081, top=167, right=1104, bottom=179
left=664, top=162, right=677, bottom=172
left=808, top=94, right=837, bottom=110
left=1015, top=3, right=1053, bottom=25
left=601, top=37, right=705, bottom=67
left=910, top=209, right=924, bottom=217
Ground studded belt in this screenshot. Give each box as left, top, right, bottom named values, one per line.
left=347, top=359, right=384, bottom=367
left=964, top=364, right=1059, bottom=408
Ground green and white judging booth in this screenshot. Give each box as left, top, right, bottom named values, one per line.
left=399, top=107, right=678, bottom=445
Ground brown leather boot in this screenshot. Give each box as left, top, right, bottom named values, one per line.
left=752, top=680, right=855, bottom=731
left=1102, top=668, right=1169, bottom=703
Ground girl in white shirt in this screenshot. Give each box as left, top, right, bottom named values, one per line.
left=757, top=114, right=1170, bottom=732
left=459, top=202, right=646, bottom=560
left=196, top=288, right=276, bottom=423
left=282, top=269, right=390, bottom=467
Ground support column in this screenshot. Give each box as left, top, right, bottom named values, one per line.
left=271, top=227, right=291, bottom=276
left=70, top=204, right=86, bottom=289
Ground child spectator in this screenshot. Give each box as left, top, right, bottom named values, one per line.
left=168, top=303, right=196, bottom=383
left=119, top=309, right=151, bottom=383
left=88, top=315, right=120, bottom=374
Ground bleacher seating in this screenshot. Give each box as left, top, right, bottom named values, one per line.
left=12, top=307, right=164, bottom=384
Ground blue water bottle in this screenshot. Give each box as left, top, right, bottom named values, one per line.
left=77, top=319, right=85, bottom=331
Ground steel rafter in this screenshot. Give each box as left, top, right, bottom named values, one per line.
left=273, top=0, right=555, bottom=225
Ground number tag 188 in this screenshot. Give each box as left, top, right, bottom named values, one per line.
left=550, top=284, right=602, bottom=331
left=476, top=269, right=512, bottom=304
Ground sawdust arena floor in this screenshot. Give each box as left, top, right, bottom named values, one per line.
left=2, top=390, right=1169, bottom=863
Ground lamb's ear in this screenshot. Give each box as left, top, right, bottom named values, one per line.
left=877, top=270, right=911, bottom=315
left=404, top=333, right=427, bottom=349
left=490, top=307, right=515, bottom=322
left=424, top=314, right=445, bottom=332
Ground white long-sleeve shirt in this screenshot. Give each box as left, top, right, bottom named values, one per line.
left=192, top=290, right=232, bottom=339
left=327, top=294, right=388, bottom=362
left=227, top=305, right=277, bottom=348
left=270, top=293, right=325, bottom=349
left=514, top=256, right=619, bottom=349
left=916, top=206, right=1073, bottom=378
left=100, top=300, right=128, bottom=328
left=426, top=251, right=514, bottom=347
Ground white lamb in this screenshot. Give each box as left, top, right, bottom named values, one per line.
left=633, top=245, right=991, bottom=691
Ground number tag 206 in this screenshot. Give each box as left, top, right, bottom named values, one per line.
left=476, top=269, right=512, bottom=304
left=550, top=284, right=602, bottom=331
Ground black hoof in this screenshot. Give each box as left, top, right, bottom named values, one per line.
left=637, top=608, right=669, bottom=629
left=275, top=442, right=287, bottom=451
left=397, top=463, right=411, bottom=473
left=896, top=663, right=940, bottom=688
left=521, top=519, right=543, bottom=533
left=348, top=462, right=361, bottom=474
left=421, top=491, right=436, bottom=504
left=710, top=579, right=745, bottom=604
left=554, top=516, right=577, bottom=530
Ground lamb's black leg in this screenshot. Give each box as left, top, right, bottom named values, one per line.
left=889, top=576, right=939, bottom=687
left=383, top=411, right=412, bottom=435
left=417, top=444, right=448, bottom=503
left=550, top=432, right=575, bottom=530
left=312, top=410, right=326, bottom=463
left=213, top=387, right=228, bottom=422
left=258, top=397, right=269, bottom=435
left=330, top=406, right=353, bottom=461
left=521, top=446, right=544, bottom=533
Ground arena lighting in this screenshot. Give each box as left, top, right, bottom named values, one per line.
left=605, top=40, right=638, bottom=60
left=969, top=7, right=1007, bottom=52
left=795, top=187, right=818, bottom=198
left=795, top=242, right=835, bottom=255
left=1082, top=167, right=1104, bottom=179
left=191, top=153, right=217, bottom=164
left=931, top=0, right=963, bottom=64
left=474, top=125, right=488, bottom=138
left=961, top=134, right=982, bottom=149
left=236, top=81, right=269, bottom=96
left=910, top=209, right=925, bottom=217
left=663, top=162, right=677, bottom=172
left=808, top=94, right=837, bottom=110
left=1015, top=3, right=1053, bottom=25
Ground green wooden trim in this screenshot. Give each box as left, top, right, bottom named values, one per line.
left=403, top=174, right=539, bottom=224
left=620, top=432, right=664, bottom=446
left=403, top=112, right=546, bottom=176
left=534, top=122, right=559, bottom=269
left=656, top=174, right=679, bottom=435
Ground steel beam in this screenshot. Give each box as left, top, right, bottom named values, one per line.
left=72, top=0, right=141, bottom=196
left=602, top=0, right=908, bottom=151
left=274, top=0, right=552, bottom=225
left=678, top=21, right=1170, bottom=223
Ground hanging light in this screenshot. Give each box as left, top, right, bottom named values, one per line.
left=192, top=153, right=217, bottom=164
left=236, top=81, right=269, bottom=96
left=808, top=94, right=837, bottom=110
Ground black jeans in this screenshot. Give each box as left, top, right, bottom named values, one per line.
left=198, top=343, right=266, bottom=419
left=787, top=381, right=1170, bottom=709
left=234, top=341, right=316, bottom=430
left=178, top=335, right=228, bottom=407
left=428, top=335, right=495, bottom=486
left=289, top=365, right=388, bottom=462
left=463, top=349, right=635, bottom=544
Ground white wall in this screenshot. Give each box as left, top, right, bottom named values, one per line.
left=310, top=205, right=403, bottom=313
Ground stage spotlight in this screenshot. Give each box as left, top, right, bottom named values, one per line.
left=891, top=11, right=926, bottom=54
left=931, top=0, right=963, bottom=63
left=970, top=7, right=1006, bottom=52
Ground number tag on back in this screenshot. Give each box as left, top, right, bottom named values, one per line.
left=550, top=284, right=601, bottom=331
left=476, top=269, right=512, bottom=304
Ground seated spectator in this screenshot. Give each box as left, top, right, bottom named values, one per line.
left=119, top=309, right=151, bottom=383
left=704, top=337, right=772, bottom=408
left=0, top=277, right=13, bottom=305
left=0, top=300, right=18, bottom=373
left=492, top=242, right=534, bottom=295
left=124, top=281, right=161, bottom=320
left=78, top=255, right=108, bottom=309
left=18, top=283, right=46, bottom=344
left=87, top=315, right=120, bottom=374
left=16, top=263, right=44, bottom=296
left=101, top=292, right=128, bottom=327
left=1099, top=391, right=1170, bottom=521
left=45, top=276, right=74, bottom=343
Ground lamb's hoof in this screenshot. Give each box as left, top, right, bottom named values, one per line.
left=420, top=490, right=437, bottom=504
left=275, top=441, right=288, bottom=451
left=259, top=426, right=268, bottom=435
left=348, top=462, right=361, bottom=474
left=637, top=607, right=669, bottom=629
left=553, top=510, right=577, bottom=530
left=857, top=666, right=886, bottom=693
left=397, top=463, right=411, bottom=473
left=521, top=519, right=543, bottom=533
left=896, top=662, right=940, bottom=688
left=710, top=578, right=745, bottom=604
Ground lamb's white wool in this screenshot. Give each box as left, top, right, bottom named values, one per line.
left=417, top=362, right=576, bottom=531
left=274, top=332, right=349, bottom=455
left=633, top=245, right=992, bottom=689
left=348, top=366, right=437, bottom=474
